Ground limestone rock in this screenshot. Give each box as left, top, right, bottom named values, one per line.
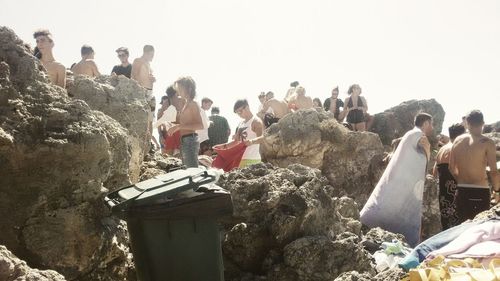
left=139, top=151, right=183, bottom=181
left=260, top=109, right=386, bottom=206
left=484, top=121, right=500, bottom=133
left=361, top=227, right=407, bottom=253
left=421, top=177, right=442, bottom=240
left=0, top=245, right=66, bottom=281
left=334, top=271, right=372, bottom=281
left=0, top=26, right=134, bottom=280
left=370, top=99, right=445, bottom=145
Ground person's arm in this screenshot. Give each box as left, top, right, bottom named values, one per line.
left=448, top=144, right=459, bottom=179
left=111, top=66, right=117, bottom=75
left=90, top=60, right=100, bottom=77
left=130, top=60, right=140, bottom=81
left=418, top=135, right=431, bottom=160
left=244, top=119, right=264, bottom=146
left=56, top=64, right=66, bottom=88
left=486, top=140, right=499, bottom=190
left=323, top=98, right=330, bottom=111
left=223, top=119, right=231, bottom=137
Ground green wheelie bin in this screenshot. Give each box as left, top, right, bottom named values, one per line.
left=104, top=167, right=233, bottom=281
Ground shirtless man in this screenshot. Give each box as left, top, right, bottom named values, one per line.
left=284, top=81, right=299, bottom=103
left=260, top=91, right=290, bottom=127
left=33, top=29, right=66, bottom=88
left=288, top=86, right=313, bottom=111
left=449, top=110, right=499, bottom=223
left=71, top=45, right=100, bottom=77
left=167, top=77, right=203, bottom=168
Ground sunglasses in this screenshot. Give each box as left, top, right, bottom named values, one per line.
left=117, top=53, right=127, bottom=57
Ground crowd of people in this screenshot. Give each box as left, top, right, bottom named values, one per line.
left=33, top=29, right=499, bottom=247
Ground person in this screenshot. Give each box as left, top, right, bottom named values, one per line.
left=287, top=86, right=313, bottom=111
left=323, top=87, right=345, bottom=121
left=313, top=98, right=323, bottom=110
left=163, top=85, right=185, bottom=156
left=432, top=123, right=466, bottom=230
left=449, top=110, right=499, bottom=223
left=344, top=84, right=368, bottom=131
left=284, top=81, right=299, bottom=103
left=233, top=99, right=263, bottom=168
left=131, top=45, right=157, bottom=148
left=208, top=106, right=231, bottom=147
left=197, top=97, right=212, bottom=155
left=71, top=45, right=101, bottom=77
left=33, top=29, right=66, bottom=88
left=111, top=47, right=132, bottom=78
left=259, top=91, right=290, bottom=127
left=167, top=76, right=203, bottom=168
left=360, top=112, right=433, bottom=247
left=156, top=95, right=170, bottom=154
left=256, top=92, right=270, bottom=120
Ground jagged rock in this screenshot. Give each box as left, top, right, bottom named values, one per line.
left=370, top=99, right=445, bottom=145
left=484, top=121, right=500, bottom=133
left=486, top=132, right=500, bottom=161
left=373, top=267, right=406, bottom=281
left=421, top=177, right=442, bottom=240
left=0, top=26, right=135, bottom=280
left=139, top=151, right=183, bottom=181
left=280, top=233, right=375, bottom=281
left=68, top=75, right=150, bottom=183
left=361, top=227, right=407, bottom=254
left=334, top=271, right=372, bottom=281
left=260, top=109, right=386, bottom=206
left=0, top=245, right=66, bottom=281
left=218, top=163, right=365, bottom=280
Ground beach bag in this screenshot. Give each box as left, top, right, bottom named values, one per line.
left=212, top=141, right=246, bottom=172
left=405, top=255, right=500, bottom=281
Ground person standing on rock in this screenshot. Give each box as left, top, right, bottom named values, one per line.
left=71, top=45, right=101, bottom=77
left=131, top=45, right=157, bottom=149
left=449, top=110, right=499, bottom=223
left=323, top=87, right=345, bottom=122
left=432, top=123, right=465, bottom=230
left=208, top=106, right=231, bottom=147
left=167, top=77, right=203, bottom=168
left=287, top=86, right=313, bottom=111
left=344, top=84, right=368, bottom=131
left=33, top=29, right=66, bottom=88
left=197, top=97, right=213, bottom=155
left=163, top=85, right=185, bottom=156
left=259, top=91, right=290, bottom=128
left=111, top=47, right=131, bottom=78
left=233, top=99, right=263, bottom=168
left=360, top=112, right=433, bottom=247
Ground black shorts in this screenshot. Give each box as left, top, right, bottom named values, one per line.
left=346, top=109, right=365, bottom=124
left=455, top=184, right=490, bottom=223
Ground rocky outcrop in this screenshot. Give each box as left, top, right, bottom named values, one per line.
left=218, top=163, right=375, bottom=281
left=370, top=99, right=445, bottom=145
left=68, top=75, right=150, bottom=183
left=0, top=26, right=136, bottom=280
left=484, top=121, right=500, bottom=133
left=421, top=177, right=442, bottom=240
left=139, top=151, right=183, bottom=181
left=260, top=109, right=386, bottom=206
left=0, top=245, right=66, bottom=281
left=486, top=132, right=500, bottom=162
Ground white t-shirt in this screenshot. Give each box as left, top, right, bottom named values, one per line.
left=196, top=104, right=210, bottom=143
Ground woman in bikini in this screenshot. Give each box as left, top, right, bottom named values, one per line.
left=344, top=84, right=368, bottom=131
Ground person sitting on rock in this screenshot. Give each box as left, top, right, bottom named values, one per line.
left=313, top=98, right=323, bottom=110
left=33, top=29, right=66, bottom=88
left=71, top=45, right=101, bottom=77
left=432, top=123, right=465, bottom=230
left=167, top=76, right=203, bottom=168
left=344, top=84, right=368, bottom=131
left=323, top=86, right=345, bottom=122
left=111, top=47, right=131, bottom=78
left=259, top=91, right=290, bottom=128
left=256, top=92, right=271, bottom=120
left=287, top=86, right=313, bottom=111
left=449, top=110, right=499, bottom=223
left=284, top=81, right=299, bottom=103
left=233, top=99, right=263, bottom=168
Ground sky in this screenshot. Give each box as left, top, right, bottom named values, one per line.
left=1, top=0, right=499, bottom=134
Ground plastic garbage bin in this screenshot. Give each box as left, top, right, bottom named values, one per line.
left=104, top=167, right=233, bottom=281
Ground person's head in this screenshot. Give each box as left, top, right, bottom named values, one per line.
left=465, top=110, right=484, bottom=134
left=211, top=106, right=220, bottom=115
left=290, top=81, right=299, bottom=87
left=348, top=84, right=361, bottom=96
left=143, top=45, right=155, bottom=61
left=81, top=45, right=95, bottom=59
left=331, top=87, right=339, bottom=98
left=266, top=91, right=274, bottom=100
left=258, top=92, right=266, bottom=104
left=234, top=99, right=251, bottom=118
left=414, top=112, right=433, bottom=136
left=313, top=98, right=322, bottom=108
left=115, top=47, right=129, bottom=64
left=448, top=123, right=466, bottom=141
left=159, top=95, right=170, bottom=107
left=165, top=85, right=177, bottom=98
left=295, top=86, right=305, bottom=96
left=174, top=76, right=196, bottom=100
left=33, top=29, right=54, bottom=55
left=201, top=97, right=213, bottom=110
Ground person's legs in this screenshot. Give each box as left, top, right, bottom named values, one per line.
left=181, top=134, right=200, bottom=168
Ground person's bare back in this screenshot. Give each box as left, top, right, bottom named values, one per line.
left=263, top=99, right=290, bottom=118
left=41, top=60, right=66, bottom=87
left=291, top=94, right=313, bottom=110
left=71, top=59, right=100, bottom=77
left=449, top=134, right=496, bottom=186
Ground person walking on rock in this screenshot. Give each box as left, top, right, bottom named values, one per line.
left=360, top=112, right=433, bottom=247
left=33, top=29, right=66, bottom=88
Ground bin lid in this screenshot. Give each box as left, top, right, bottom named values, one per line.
left=110, top=167, right=217, bottom=208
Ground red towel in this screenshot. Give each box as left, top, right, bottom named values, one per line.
left=212, top=141, right=246, bottom=172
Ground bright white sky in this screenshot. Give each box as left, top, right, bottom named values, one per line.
left=1, top=0, right=499, bottom=134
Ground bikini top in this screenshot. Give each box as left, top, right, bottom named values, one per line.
left=347, top=96, right=364, bottom=108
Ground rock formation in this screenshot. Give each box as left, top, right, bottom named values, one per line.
left=370, top=99, right=445, bottom=145
left=0, top=26, right=146, bottom=280
left=0, top=245, right=66, bottom=281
